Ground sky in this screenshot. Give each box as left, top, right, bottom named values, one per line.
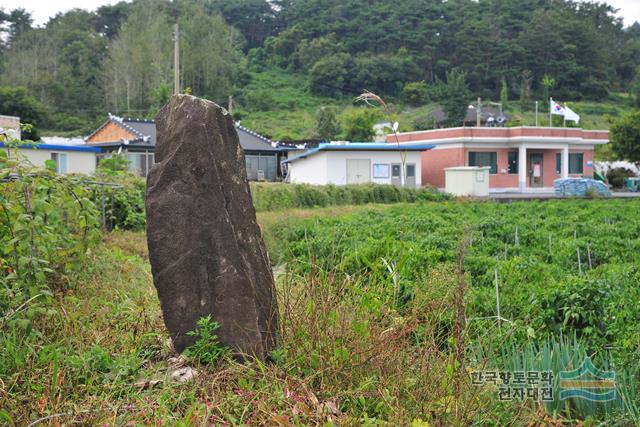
left=3, top=0, right=640, bottom=27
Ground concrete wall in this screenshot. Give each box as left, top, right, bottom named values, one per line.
left=288, top=151, right=328, bottom=185
left=10, top=147, right=97, bottom=174
left=288, top=150, right=423, bottom=187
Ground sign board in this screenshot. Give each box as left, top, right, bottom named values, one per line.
left=533, top=164, right=541, bottom=178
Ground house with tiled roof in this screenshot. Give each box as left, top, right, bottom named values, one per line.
left=86, top=114, right=285, bottom=180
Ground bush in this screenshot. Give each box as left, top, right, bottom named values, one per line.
left=0, top=144, right=100, bottom=332
left=89, top=173, right=146, bottom=231
left=402, top=81, right=430, bottom=106
left=606, top=167, right=635, bottom=189
left=183, top=315, right=229, bottom=365
left=249, top=182, right=450, bottom=212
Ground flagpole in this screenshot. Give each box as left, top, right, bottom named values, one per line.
left=535, top=101, right=539, bottom=127
left=563, top=103, right=566, bottom=128
left=549, top=98, right=553, bottom=127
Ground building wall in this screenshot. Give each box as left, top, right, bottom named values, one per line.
left=87, top=122, right=135, bottom=143
left=421, top=146, right=594, bottom=189
left=288, top=152, right=328, bottom=185
left=12, top=148, right=97, bottom=174
left=288, top=151, right=422, bottom=186
left=421, top=147, right=465, bottom=188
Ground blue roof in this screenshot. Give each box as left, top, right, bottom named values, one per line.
left=0, top=142, right=101, bottom=153
left=282, top=142, right=435, bottom=164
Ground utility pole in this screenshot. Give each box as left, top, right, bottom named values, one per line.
left=476, top=97, right=481, bottom=127
left=173, top=23, right=180, bottom=95
left=535, top=101, right=539, bottom=127
left=228, top=95, right=233, bottom=116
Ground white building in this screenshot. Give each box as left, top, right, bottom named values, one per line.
left=283, top=143, right=434, bottom=187
left=1, top=143, right=100, bottom=174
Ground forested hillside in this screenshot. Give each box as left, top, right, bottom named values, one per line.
left=0, top=0, right=639, bottom=139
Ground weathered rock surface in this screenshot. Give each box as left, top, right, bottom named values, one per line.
left=146, top=94, right=278, bottom=359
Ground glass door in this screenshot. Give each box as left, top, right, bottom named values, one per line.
left=527, top=152, right=544, bottom=188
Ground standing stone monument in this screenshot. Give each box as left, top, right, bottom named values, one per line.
left=146, top=94, right=278, bottom=359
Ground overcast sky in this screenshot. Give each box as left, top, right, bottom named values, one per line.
left=4, top=0, right=640, bottom=27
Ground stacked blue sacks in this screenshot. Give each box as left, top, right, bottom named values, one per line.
left=554, top=178, right=610, bottom=197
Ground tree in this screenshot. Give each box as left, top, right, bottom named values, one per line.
left=438, top=69, right=471, bottom=128
left=0, top=86, right=46, bottom=140
left=402, top=81, right=429, bottom=106
left=630, top=67, right=640, bottom=108
left=610, top=111, right=640, bottom=163
left=313, top=106, right=341, bottom=140
left=542, top=75, right=556, bottom=109
left=500, top=77, right=508, bottom=111
left=308, top=53, right=351, bottom=97
left=342, top=108, right=381, bottom=142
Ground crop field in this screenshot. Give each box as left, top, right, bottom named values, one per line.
left=265, top=199, right=640, bottom=422
left=269, top=200, right=640, bottom=355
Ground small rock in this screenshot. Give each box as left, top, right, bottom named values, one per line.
left=170, top=366, right=198, bottom=382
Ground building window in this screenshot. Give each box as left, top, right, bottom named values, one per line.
left=406, top=164, right=416, bottom=177
left=569, top=153, right=584, bottom=174
left=507, top=151, right=518, bottom=174
left=556, top=153, right=584, bottom=174
left=245, top=154, right=277, bottom=181
left=469, top=151, right=497, bottom=174
left=50, top=152, right=68, bottom=174
left=373, top=163, right=390, bottom=178
left=126, top=152, right=155, bottom=177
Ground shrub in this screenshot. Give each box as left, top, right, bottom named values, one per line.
left=402, top=81, right=430, bottom=106
left=0, top=143, right=100, bottom=332
left=606, top=167, right=635, bottom=189
left=249, top=183, right=450, bottom=212
left=183, top=315, right=229, bottom=365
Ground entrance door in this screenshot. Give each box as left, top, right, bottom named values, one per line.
left=346, top=159, right=371, bottom=184
left=405, top=163, right=416, bottom=187
left=391, top=163, right=402, bottom=186
left=527, top=152, right=544, bottom=188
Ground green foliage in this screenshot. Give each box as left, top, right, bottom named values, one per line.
left=0, top=86, right=46, bottom=140
left=606, top=167, right=636, bottom=189
left=610, top=111, right=640, bottom=162
left=402, top=81, right=430, bottom=106
left=269, top=200, right=640, bottom=367
left=96, top=153, right=130, bottom=175
left=183, top=315, right=229, bottom=366
left=250, top=183, right=450, bottom=212
left=477, top=334, right=639, bottom=422
left=313, top=106, right=341, bottom=140
left=89, top=173, right=146, bottom=231
left=308, top=53, right=351, bottom=97
left=1, top=0, right=639, bottom=136
left=500, top=77, right=508, bottom=111
left=0, top=141, right=100, bottom=333
left=631, top=68, right=640, bottom=108
left=341, top=108, right=382, bottom=141
left=437, top=69, right=471, bottom=127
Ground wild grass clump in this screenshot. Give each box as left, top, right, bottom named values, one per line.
left=0, top=230, right=528, bottom=425
left=250, top=182, right=449, bottom=211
